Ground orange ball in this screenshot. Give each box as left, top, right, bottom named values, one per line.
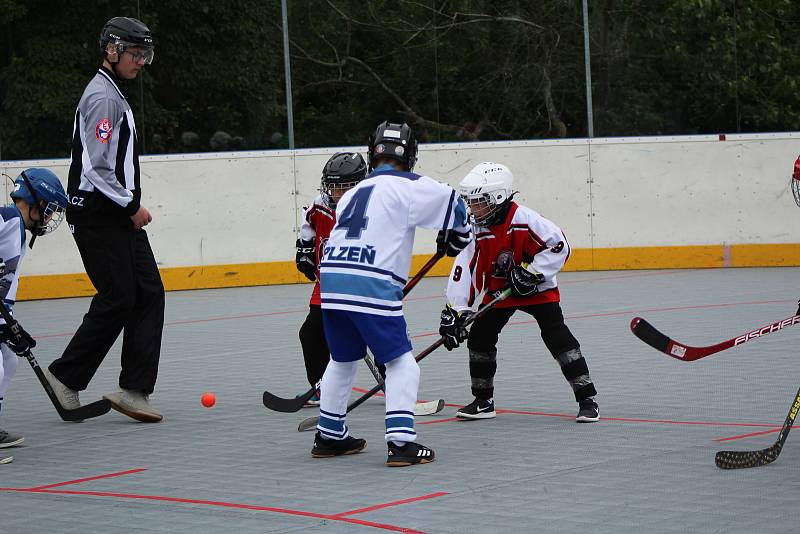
left=201, top=392, right=216, bottom=408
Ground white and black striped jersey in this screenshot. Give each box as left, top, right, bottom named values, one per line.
left=0, top=206, right=27, bottom=321
left=67, top=67, right=141, bottom=227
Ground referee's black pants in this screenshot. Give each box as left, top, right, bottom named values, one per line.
left=50, top=226, right=165, bottom=394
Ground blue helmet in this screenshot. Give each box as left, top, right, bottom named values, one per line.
left=10, top=168, right=68, bottom=236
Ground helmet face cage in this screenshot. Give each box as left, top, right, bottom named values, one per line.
left=321, top=179, right=361, bottom=210
left=19, top=172, right=65, bottom=236
left=792, top=175, right=800, bottom=208
left=461, top=190, right=507, bottom=226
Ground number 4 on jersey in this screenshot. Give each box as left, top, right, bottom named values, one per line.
left=336, top=186, right=374, bottom=238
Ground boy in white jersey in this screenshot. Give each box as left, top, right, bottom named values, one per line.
left=312, top=121, right=471, bottom=466
left=0, top=168, right=68, bottom=464
left=439, top=162, right=600, bottom=422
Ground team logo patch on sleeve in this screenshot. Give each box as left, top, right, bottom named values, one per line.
left=95, top=118, right=113, bottom=143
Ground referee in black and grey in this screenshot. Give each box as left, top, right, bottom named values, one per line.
left=45, top=17, right=165, bottom=423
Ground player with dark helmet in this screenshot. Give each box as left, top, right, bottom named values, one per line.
left=294, top=153, right=369, bottom=405
left=367, top=121, right=418, bottom=172
left=320, top=152, right=368, bottom=210
left=310, top=120, right=471, bottom=468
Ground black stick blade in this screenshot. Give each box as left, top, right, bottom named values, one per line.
left=263, top=387, right=315, bottom=413
left=28, top=356, right=110, bottom=421
left=62, top=399, right=112, bottom=421
left=630, top=317, right=671, bottom=353
left=715, top=446, right=781, bottom=469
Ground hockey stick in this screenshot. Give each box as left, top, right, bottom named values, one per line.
left=263, top=251, right=445, bottom=413
left=363, top=351, right=445, bottom=416
left=298, top=288, right=512, bottom=431
left=715, top=385, right=800, bottom=469
left=630, top=313, right=800, bottom=362
left=0, top=305, right=111, bottom=421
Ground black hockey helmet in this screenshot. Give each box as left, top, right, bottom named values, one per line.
left=320, top=152, right=368, bottom=209
left=100, top=17, right=155, bottom=63
left=368, top=121, right=418, bottom=172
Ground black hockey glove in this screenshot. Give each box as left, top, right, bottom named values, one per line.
left=0, top=320, right=36, bottom=356
left=508, top=266, right=545, bottom=297
left=439, top=305, right=470, bottom=350
left=295, top=238, right=317, bottom=281
left=436, top=229, right=471, bottom=257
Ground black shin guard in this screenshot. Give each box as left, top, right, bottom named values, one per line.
left=555, top=347, right=597, bottom=402
left=469, top=349, right=497, bottom=400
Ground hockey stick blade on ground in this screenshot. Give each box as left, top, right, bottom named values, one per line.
left=298, top=289, right=512, bottom=432
left=262, top=252, right=444, bottom=413
left=715, top=385, right=800, bottom=469
left=262, top=388, right=317, bottom=413
left=0, top=306, right=111, bottom=421
left=26, top=356, right=111, bottom=421
left=630, top=313, right=800, bottom=362
left=414, top=399, right=445, bottom=416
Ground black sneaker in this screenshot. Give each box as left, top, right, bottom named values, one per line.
left=386, top=441, right=435, bottom=467
left=456, top=398, right=496, bottom=419
left=576, top=398, right=600, bottom=423
left=311, top=432, right=366, bottom=458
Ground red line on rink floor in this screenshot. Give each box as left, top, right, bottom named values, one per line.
left=713, top=427, right=781, bottom=443
left=0, top=469, right=445, bottom=533
left=332, top=492, right=449, bottom=518
left=33, top=308, right=311, bottom=339
left=415, top=403, right=781, bottom=435
left=27, top=468, right=146, bottom=490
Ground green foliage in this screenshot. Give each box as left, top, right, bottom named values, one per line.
left=1, top=0, right=799, bottom=160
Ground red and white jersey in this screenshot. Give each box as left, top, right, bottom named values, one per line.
left=299, top=195, right=336, bottom=306
left=446, top=202, right=570, bottom=310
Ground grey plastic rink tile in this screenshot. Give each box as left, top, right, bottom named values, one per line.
left=0, top=267, right=799, bottom=533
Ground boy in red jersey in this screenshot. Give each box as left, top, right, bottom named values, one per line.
left=439, top=162, right=599, bottom=422
left=294, top=153, right=368, bottom=405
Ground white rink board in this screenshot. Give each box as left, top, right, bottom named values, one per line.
left=1, top=132, right=798, bottom=277
left=589, top=134, right=800, bottom=248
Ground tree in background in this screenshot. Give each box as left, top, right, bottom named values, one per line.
left=1, top=0, right=799, bottom=160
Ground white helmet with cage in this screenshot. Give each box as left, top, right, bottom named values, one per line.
left=457, top=162, right=515, bottom=226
